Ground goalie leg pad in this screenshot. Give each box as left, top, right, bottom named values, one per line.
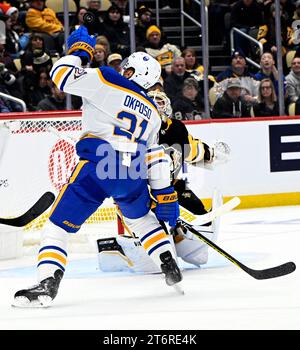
left=175, top=237, right=209, bottom=266
left=97, top=236, right=161, bottom=274
left=124, top=210, right=178, bottom=268
left=97, top=237, right=133, bottom=272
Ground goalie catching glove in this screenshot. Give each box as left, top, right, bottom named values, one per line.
left=67, top=26, right=96, bottom=64
left=151, top=186, right=179, bottom=227
left=205, top=141, right=231, bottom=166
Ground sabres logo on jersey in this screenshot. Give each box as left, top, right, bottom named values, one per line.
left=74, top=67, right=87, bottom=80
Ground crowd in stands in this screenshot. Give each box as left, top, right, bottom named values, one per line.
left=0, top=0, right=299, bottom=117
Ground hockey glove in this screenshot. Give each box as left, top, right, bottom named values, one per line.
left=151, top=186, right=179, bottom=227
left=205, top=141, right=231, bottom=165
left=67, top=26, right=96, bottom=63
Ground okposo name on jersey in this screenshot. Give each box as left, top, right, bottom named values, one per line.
left=123, top=95, right=152, bottom=119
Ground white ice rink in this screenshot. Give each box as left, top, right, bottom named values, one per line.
left=0, top=205, right=299, bottom=330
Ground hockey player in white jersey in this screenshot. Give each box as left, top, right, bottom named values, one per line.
left=97, top=91, right=228, bottom=274
left=13, top=26, right=182, bottom=307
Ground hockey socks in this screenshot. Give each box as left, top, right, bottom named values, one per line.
left=37, top=221, right=69, bottom=282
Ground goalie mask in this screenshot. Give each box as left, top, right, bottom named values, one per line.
left=147, top=90, right=172, bottom=122
left=121, top=52, right=161, bottom=90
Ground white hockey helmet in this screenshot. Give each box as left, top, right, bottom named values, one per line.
left=121, top=52, right=161, bottom=89
left=147, top=90, right=172, bottom=122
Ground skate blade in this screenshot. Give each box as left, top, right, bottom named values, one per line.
left=12, top=295, right=53, bottom=308
left=173, top=283, right=185, bottom=295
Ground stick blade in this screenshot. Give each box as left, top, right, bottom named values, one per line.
left=0, top=192, right=55, bottom=227
left=247, top=262, right=296, bottom=280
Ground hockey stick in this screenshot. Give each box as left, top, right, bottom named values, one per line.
left=0, top=192, right=55, bottom=227
left=178, top=219, right=296, bottom=280
left=179, top=196, right=241, bottom=226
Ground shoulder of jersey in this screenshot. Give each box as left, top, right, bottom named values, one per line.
left=169, top=118, right=186, bottom=130
left=98, top=66, right=157, bottom=110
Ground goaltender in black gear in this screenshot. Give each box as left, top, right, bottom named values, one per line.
left=148, top=89, right=212, bottom=217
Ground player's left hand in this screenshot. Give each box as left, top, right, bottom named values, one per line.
left=152, top=186, right=179, bottom=227
left=67, top=26, right=96, bottom=63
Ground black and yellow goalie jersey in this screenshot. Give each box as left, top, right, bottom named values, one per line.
left=158, top=118, right=211, bottom=180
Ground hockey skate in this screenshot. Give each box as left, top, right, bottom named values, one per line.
left=12, top=269, right=63, bottom=308
left=160, top=251, right=182, bottom=286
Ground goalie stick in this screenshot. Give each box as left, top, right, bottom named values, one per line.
left=179, top=196, right=241, bottom=226
left=178, top=219, right=296, bottom=280
left=0, top=192, right=55, bottom=227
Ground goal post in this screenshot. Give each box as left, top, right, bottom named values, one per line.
left=0, top=111, right=122, bottom=257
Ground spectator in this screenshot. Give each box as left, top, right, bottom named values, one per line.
left=101, top=4, right=130, bottom=57
left=96, top=35, right=111, bottom=55
left=84, top=0, right=104, bottom=36
left=0, top=60, right=23, bottom=111
left=287, top=0, right=300, bottom=50
left=230, top=0, right=264, bottom=56
left=253, top=78, right=279, bottom=116
left=182, top=47, right=216, bottom=87
left=212, top=78, right=251, bottom=118
left=90, top=44, right=107, bottom=67
left=23, top=67, right=51, bottom=111
left=25, top=0, right=64, bottom=54
left=135, top=5, right=153, bottom=46
left=0, top=5, right=29, bottom=58
left=182, top=48, right=202, bottom=75
left=111, top=0, right=129, bottom=16
left=285, top=56, right=300, bottom=108
left=0, top=3, right=19, bottom=20
left=164, top=57, right=190, bottom=104
left=257, top=4, right=289, bottom=57
left=144, top=25, right=181, bottom=76
left=255, top=51, right=284, bottom=95
left=172, top=77, right=204, bottom=120
left=107, top=53, right=122, bottom=72
left=70, top=7, right=88, bottom=34
left=0, top=41, right=18, bottom=74
left=214, top=49, right=259, bottom=105
left=20, top=33, right=53, bottom=74
left=37, top=82, right=67, bottom=111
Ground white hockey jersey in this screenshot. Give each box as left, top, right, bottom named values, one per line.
left=50, top=55, right=170, bottom=189
left=50, top=55, right=161, bottom=154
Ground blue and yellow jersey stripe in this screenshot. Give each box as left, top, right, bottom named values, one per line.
left=50, top=64, right=75, bottom=91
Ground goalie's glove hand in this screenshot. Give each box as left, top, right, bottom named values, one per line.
left=67, top=26, right=96, bottom=64
left=206, top=141, right=231, bottom=165
left=151, top=186, right=179, bottom=227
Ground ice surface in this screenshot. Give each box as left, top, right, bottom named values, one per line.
left=0, top=205, right=299, bottom=330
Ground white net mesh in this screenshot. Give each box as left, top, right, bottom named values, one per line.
left=0, top=115, right=119, bottom=255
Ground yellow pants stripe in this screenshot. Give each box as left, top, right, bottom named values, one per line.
left=48, top=160, right=89, bottom=217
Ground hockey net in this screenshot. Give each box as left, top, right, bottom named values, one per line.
left=0, top=111, right=122, bottom=257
